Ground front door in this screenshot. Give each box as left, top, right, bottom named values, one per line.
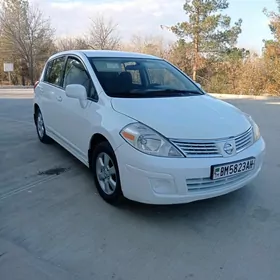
left=57, top=56, right=100, bottom=162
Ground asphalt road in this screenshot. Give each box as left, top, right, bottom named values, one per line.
left=0, top=89, right=279, bottom=280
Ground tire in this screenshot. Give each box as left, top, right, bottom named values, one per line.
left=35, top=108, right=53, bottom=144
left=91, top=141, right=123, bottom=205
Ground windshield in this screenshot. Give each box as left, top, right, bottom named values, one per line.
left=87, top=57, right=204, bottom=98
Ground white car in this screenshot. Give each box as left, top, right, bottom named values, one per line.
left=33, top=50, right=265, bottom=205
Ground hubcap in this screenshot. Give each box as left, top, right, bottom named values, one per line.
left=37, top=112, right=45, bottom=138
left=96, top=152, right=117, bottom=195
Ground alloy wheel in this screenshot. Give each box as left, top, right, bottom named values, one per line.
left=95, top=152, right=117, bottom=195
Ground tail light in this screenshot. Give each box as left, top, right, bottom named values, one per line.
left=34, top=81, right=39, bottom=89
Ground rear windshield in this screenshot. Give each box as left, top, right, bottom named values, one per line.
left=87, top=57, right=204, bottom=98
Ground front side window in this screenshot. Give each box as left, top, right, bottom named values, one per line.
left=64, top=57, right=97, bottom=100
left=88, top=57, right=203, bottom=98
left=46, top=56, right=65, bottom=86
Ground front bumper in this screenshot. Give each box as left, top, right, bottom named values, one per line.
left=115, top=137, right=265, bottom=205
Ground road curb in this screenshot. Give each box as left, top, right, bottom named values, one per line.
left=210, top=93, right=279, bottom=100
left=0, top=87, right=279, bottom=100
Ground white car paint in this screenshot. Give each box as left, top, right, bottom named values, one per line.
left=34, top=50, right=265, bottom=205
left=111, top=94, right=250, bottom=139
left=115, top=137, right=264, bottom=204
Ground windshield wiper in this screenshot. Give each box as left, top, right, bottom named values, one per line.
left=109, top=89, right=204, bottom=98
left=145, top=89, right=204, bottom=96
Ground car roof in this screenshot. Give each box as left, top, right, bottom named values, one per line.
left=49, top=50, right=161, bottom=60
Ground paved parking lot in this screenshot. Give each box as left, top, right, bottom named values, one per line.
left=0, top=89, right=280, bottom=280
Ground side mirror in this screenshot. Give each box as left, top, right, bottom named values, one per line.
left=65, top=84, right=88, bottom=108
left=195, top=82, right=202, bottom=89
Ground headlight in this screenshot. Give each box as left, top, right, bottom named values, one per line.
left=245, top=114, right=260, bottom=142
left=120, top=122, right=184, bottom=157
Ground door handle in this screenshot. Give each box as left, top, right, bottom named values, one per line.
left=57, top=96, right=62, bottom=102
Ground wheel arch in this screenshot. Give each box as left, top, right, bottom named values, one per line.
left=34, top=103, right=40, bottom=123
left=88, top=133, right=115, bottom=169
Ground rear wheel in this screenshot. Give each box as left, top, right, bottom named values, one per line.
left=35, top=108, right=53, bottom=144
left=91, top=141, right=123, bottom=204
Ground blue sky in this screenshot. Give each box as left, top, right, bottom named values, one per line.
left=226, top=0, right=277, bottom=52
left=34, top=0, right=278, bottom=53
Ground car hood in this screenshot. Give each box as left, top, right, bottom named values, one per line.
left=111, top=94, right=251, bottom=139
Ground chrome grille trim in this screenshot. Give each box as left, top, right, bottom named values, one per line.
left=170, top=127, right=254, bottom=158
left=171, top=140, right=221, bottom=158
left=186, top=171, right=252, bottom=192
left=235, top=127, right=254, bottom=152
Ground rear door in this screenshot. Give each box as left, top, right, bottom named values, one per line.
left=39, top=56, right=66, bottom=137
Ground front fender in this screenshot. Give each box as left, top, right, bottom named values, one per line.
left=88, top=107, right=135, bottom=152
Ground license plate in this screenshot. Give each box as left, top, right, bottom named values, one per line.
left=211, top=157, right=255, bottom=180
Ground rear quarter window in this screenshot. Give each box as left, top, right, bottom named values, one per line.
left=43, top=61, right=53, bottom=82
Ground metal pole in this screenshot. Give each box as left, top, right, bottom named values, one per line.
left=8, top=71, right=11, bottom=85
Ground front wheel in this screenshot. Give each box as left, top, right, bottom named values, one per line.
left=91, top=141, right=123, bottom=204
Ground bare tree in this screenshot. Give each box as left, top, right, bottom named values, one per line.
left=128, top=34, right=167, bottom=56
left=0, top=0, right=55, bottom=84
left=56, top=37, right=89, bottom=51
left=86, top=14, right=121, bottom=50
left=121, top=34, right=170, bottom=59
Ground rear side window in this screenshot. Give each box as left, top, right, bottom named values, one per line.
left=45, top=57, right=65, bottom=87
left=123, top=62, right=142, bottom=85
left=147, top=68, right=185, bottom=89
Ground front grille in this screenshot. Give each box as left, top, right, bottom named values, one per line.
left=170, top=140, right=221, bottom=158
left=235, top=127, right=254, bottom=152
left=170, top=127, right=254, bottom=158
left=186, top=171, right=252, bottom=192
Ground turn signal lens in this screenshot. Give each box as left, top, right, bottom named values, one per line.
left=121, top=131, right=135, bottom=141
